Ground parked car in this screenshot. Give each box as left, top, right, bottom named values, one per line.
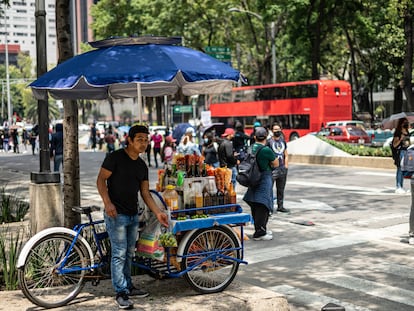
left=78, top=123, right=90, bottom=132
left=383, top=129, right=414, bottom=148
left=321, top=125, right=371, bottom=144
left=325, top=120, right=366, bottom=130
left=370, top=128, right=393, bottom=147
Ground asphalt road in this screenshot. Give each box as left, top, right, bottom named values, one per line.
left=0, top=150, right=413, bottom=311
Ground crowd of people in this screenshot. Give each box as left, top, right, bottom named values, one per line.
left=0, top=125, right=38, bottom=155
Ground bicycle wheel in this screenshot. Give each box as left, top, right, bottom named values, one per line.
left=181, top=226, right=240, bottom=293
left=18, top=233, right=89, bottom=308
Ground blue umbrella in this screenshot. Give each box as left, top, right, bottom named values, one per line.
left=172, top=123, right=194, bottom=142
left=29, top=36, right=241, bottom=122
left=117, top=125, right=130, bottom=134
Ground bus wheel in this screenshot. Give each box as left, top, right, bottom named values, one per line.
left=290, top=133, right=299, bottom=141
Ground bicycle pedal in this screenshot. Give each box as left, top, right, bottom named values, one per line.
left=91, top=279, right=101, bottom=286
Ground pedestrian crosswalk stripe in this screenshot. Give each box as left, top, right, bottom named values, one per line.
left=370, top=262, right=414, bottom=279
left=318, top=274, right=414, bottom=307
left=269, top=284, right=371, bottom=311
left=245, top=223, right=407, bottom=264
left=288, top=180, right=401, bottom=196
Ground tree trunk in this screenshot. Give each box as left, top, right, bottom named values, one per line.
left=63, top=101, right=80, bottom=228
left=394, top=84, right=403, bottom=113
left=403, top=13, right=413, bottom=111
left=56, top=0, right=80, bottom=228
left=109, top=97, right=115, bottom=121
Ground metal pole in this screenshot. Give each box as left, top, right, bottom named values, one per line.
left=35, top=0, right=51, bottom=173
left=4, top=4, right=11, bottom=126
left=271, top=21, right=276, bottom=84
left=164, top=95, right=168, bottom=128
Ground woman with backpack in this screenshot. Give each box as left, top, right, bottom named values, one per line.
left=392, top=117, right=411, bottom=194
left=242, top=127, right=279, bottom=241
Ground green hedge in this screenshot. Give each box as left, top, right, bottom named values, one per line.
left=318, top=137, right=392, bottom=157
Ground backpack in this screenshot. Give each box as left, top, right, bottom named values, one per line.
left=236, top=145, right=265, bottom=188
left=401, top=147, right=414, bottom=178
left=390, top=141, right=401, bottom=166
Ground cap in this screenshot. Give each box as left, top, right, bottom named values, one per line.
left=185, top=127, right=195, bottom=134
left=165, top=135, right=176, bottom=143
left=254, top=121, right=261, bottom=127
left=254, top=126, right=268, bottom=140
left=221, top=128, right=235, bottom=137
left=128, top=125, right=149, bottom=139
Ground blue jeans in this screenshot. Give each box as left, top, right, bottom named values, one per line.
left=104, top=213, right=139, bottom=294
left=54, top=154, right=63, bottom=172
left=231, top=166, right=237, bottom=190
left=397, top=150, right=406, bottom=189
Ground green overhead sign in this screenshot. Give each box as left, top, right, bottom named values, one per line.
left=205, top=46, right=231, bottom=61
left=173, top=105, right=193, bottom=113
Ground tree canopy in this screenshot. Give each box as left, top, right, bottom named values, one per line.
left=90, top=0, right=414, bottom=119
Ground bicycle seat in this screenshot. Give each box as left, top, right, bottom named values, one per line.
left=72, top=205, right=101, bottom=214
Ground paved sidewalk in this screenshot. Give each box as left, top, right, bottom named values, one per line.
left=0, top=274, right=289, bottom=311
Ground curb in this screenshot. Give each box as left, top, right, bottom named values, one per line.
left=0, top=274, right=289, bottom=311
left=289, top=154, right=395, bottom=169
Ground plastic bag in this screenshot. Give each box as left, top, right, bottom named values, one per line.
left=136, top=190, right=168, bottom=261
left=136, top=212, right=164, bottom=261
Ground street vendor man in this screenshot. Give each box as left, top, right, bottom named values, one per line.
left=97, top=124, right=168, bottom=310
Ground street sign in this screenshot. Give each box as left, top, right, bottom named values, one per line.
left=205, top=46, right=231, bottom=53
left=173, top=105, right=192, bottom=113
left=205, top=46, right=231, bottom=62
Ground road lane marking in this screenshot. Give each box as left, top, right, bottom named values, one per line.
left=245, top=223, right=407, bottom=264
left=317, top=274, right=414, bottom=307
left=269, top=284, right=371, bottom=311
left=288, top=180, right=406, bottom=196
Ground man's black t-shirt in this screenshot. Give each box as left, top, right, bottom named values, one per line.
left=102, top=149, right=148, bottom=215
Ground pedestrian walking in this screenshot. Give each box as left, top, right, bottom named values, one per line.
left=50, top=123, right=64, bottom=172
left=202, top=132, right=219, bottom=168
left=151, top=129, right=163, bottom=168
left=243, top=127, right=279, bottom=241
left=268, top=122, right=290, bottom=213
left=392, top=118, right=411, bottom=193
left=96, top=125, right=168, bottom=310
left=218, top=128, right=238, bottom=189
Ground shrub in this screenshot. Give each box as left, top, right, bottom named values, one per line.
left=0, top=186, right=30, bottom=223
left=317, top=137, right=392, bottom=157
left=0, top=225, right=26, bottom=290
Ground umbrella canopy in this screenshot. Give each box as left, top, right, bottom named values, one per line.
left=29, top=37, right=241, bottom=101
left=117, top=125, right=130, bottom=134
left=172, top=123, right=194, bottom=142
left=382, top=112, right=414, bottom=129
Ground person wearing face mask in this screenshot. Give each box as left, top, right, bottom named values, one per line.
left=392, top=118, right=411, bottom=194
left=202, top=132, right=220, bottom=168
left=267, top=122, right=290, bottom=213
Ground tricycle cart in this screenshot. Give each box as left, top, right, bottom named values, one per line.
left=135, top=202, right=251, bottom=294
left=16, top=191, right=252, bottom=309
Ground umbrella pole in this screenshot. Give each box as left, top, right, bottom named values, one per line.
left=137, top=84, right=143, bottom=123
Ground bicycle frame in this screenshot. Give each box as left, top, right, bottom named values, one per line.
left=57, top=218, right=109, bottom=275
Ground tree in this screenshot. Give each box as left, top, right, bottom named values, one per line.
left=56, top=0, right=80, bottom=229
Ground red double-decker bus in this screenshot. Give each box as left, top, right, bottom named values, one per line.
left=208, top=80, right=352, bottom=141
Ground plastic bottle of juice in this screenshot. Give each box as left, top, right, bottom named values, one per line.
left=194, top=181, right=203, bottom=215
left=163, top=185, right=179, bottom=219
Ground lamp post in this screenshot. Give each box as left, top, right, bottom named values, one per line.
left=229, top=7, right=276, bottom=84
left=3, top=3, right=12, bottom=126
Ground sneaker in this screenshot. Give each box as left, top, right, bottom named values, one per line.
left=253, top=233, right=273, bottom=241
left=267, top=230, right=273, bottom=235
left=116, top=293, right=133, bottom=309
left=409, top=237, right=414, bottom=245
left=395, top=188, right=406, bottom=194
left=128, top=286, right=149, bottom=297
left=277, top=207, right=290, bottom=213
